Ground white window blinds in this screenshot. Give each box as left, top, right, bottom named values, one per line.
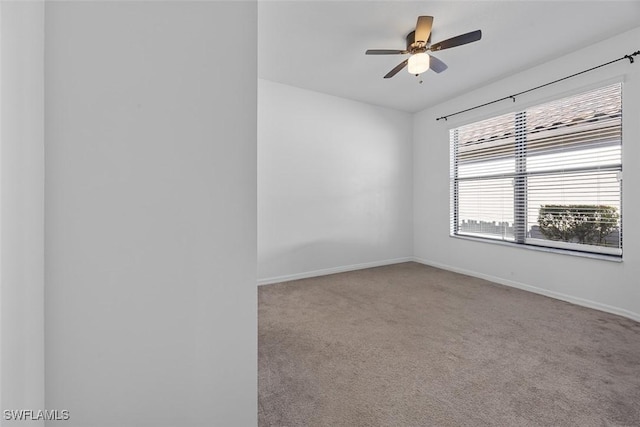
left=450, top=83, right=622, bottom=256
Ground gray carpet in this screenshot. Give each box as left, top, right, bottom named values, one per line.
left=258, top=262, right=640, bottom=426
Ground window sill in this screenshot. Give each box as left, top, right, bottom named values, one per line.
left=450, top=234, right=623, bottom=263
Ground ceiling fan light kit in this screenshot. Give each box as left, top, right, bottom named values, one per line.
left=408, top=52, right=430, bottom=75
left=365, top=15, right=482, bottom=79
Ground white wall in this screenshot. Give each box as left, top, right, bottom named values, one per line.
left=0, top=1, right=45, bottom=424
left=258, top=79, right=413, bottom=283
left=414, top=26, right=640, bottom=321
left=44, top=2, right=256, bottom=426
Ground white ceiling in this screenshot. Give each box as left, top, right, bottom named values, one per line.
left=258, top=1, right=640, bottom=113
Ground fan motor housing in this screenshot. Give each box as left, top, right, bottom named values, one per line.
left=406, top=30, right=430, bottom=53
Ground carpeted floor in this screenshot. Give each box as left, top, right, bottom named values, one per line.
left=258, top=262, right=640, bottom=426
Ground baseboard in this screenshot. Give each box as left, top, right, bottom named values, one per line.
left=411, top=257, right=640, bottom=323
left=257, top=257, right=414, bottom=286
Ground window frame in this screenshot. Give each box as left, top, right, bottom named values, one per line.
left=449, top=82, right=623, bottom=260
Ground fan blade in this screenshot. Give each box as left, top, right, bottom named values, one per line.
left=429, top=55, right=448, bottom=73
left=430, top=29, right=482, bottom=51
left=383, top=59, right=408, bottom=79
left=365, top=49, right=407, bottom=55
left=415, top=16, right=434, bottom=44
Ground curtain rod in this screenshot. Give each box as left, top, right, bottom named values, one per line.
left=435, top=50, right=639, bottom=122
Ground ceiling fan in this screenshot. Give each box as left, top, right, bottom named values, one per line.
left=365, top=16, right=482, bottom=78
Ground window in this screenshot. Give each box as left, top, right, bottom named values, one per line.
left=450, top=83, right=622, bottom=257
